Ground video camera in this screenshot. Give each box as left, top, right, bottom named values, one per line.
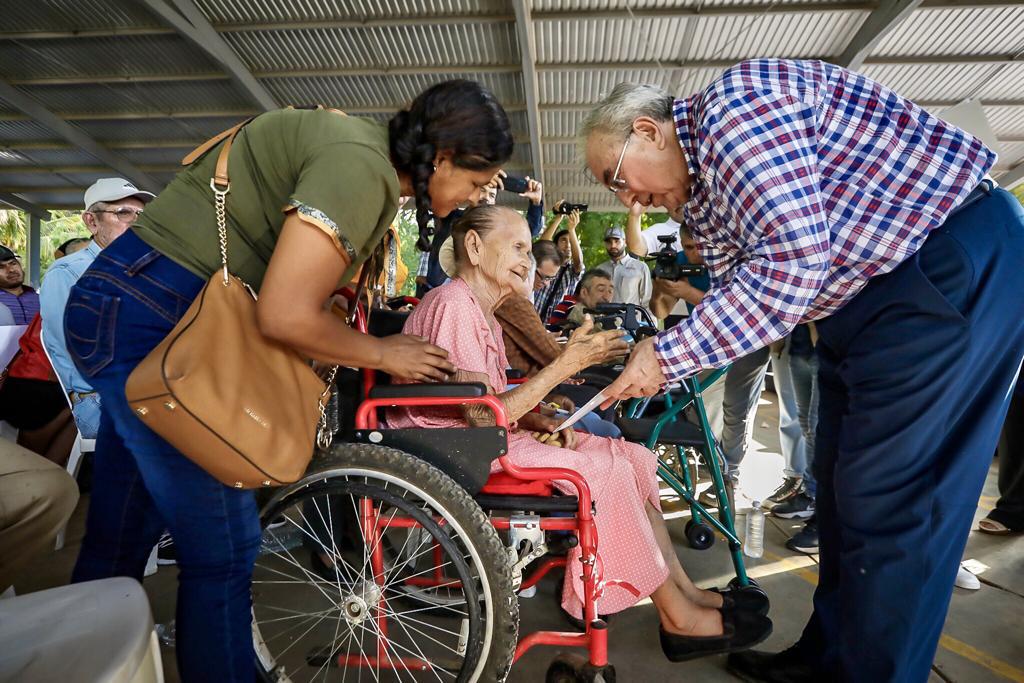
left=554, top=202, right=588, bottom=215
left=646, top=234, right=707, bottom=281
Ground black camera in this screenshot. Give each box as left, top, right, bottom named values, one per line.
left=501, top=174, right=530, bottom=194
left=647, top=234, right=706, bottom=281
left=554, top=202, right=588, bottom=215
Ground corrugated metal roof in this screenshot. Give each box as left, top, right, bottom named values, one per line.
left=0, top=36, right=216, bottom=81
left=262, top=71, right=523, bottom=109
left=997, top=141, right=1024, bottom=169
left=860, top=62, right=1004, bottom=103
left=0, top=0, right=160, bottom=32
left=13, top=80, right=255, bottom=114
left=686, top=11, right=867, bottom=61
left=2, top=0, right=1023, bottom=213
left=194, top=0, right=508, bottom=24
left=224, top=23, right=519, bottom=72
left=536, top=16, right=691, bottom=64
left=873, top=6, right=1024, bottom=57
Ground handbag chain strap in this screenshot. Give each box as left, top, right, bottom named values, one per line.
left=195, top=117, right=340, bottom=451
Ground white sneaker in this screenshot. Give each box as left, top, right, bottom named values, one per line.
left=955, top=564, right=980, bottom=590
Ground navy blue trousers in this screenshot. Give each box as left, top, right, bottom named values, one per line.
left=797, top=185, right=1024, bottom=682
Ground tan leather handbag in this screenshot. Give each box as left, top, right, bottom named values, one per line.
left=125, top=120, right=336, bottom=489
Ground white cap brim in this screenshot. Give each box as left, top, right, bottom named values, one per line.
left=439, top=236, right=457, bottom=278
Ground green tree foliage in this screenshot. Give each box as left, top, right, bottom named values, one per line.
left=0, top=209, right=91, bottom=276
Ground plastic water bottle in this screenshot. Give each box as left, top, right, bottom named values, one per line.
left=744, top=503, right=765, bottom=559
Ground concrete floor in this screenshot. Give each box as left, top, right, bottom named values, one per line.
left=12, top=390, right=1024, bottom=682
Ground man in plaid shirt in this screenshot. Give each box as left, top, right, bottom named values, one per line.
left=580, top=59, right=1024, bottom=681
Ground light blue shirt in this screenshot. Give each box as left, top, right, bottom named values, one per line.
left=40, top=240, right=100, bottom=394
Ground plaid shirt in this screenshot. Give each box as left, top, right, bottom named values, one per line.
left=534, top=263, right=583, bottom=322
left=655, top=59, right=996, bottom=382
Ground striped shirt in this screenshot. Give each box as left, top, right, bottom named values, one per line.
left=655, top=59, right=996, bottom=382
left=0, top=286, right=40, bottom=325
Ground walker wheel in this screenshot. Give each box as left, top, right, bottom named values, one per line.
left=728, top=576, right=762, bottom=591
left=685, top=520, right=715, bottom=550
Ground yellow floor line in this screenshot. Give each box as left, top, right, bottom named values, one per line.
left=761, top=551, right=1024, bottom=681
left=938, top=636, right=1024, bottom=682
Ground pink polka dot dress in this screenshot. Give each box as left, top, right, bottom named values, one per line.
left=387, top=278, right=669, bottom=618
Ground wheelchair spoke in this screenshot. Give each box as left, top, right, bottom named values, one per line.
left=364, top=612, right=449, bottom=683
left=378, top=604, right=466, bottom=640
left=379, top=592, right=468, bottom=618
left=263, top=528, right=343, bottom=605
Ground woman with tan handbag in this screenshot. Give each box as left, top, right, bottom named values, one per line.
left=61, top=80, right=514, bottom=682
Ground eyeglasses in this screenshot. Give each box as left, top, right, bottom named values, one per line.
left=608, top=133, right=632, bottom=194
left=537, top=273, right=558, bottom=284
left=91, top=207, right=144, bottom=223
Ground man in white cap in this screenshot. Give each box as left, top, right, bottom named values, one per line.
left=39, top=178, right=154, bottom=440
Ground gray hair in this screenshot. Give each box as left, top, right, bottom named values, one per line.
left=576, top=83, right=674, bottom=164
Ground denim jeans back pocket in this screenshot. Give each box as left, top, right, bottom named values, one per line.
left=64, top=288, right=120, bottom=377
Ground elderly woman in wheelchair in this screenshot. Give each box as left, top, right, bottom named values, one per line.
left=387, top=205, right=772, bottom=662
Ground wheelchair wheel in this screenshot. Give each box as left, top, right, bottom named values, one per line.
left=252, top=443, right=518, bottom=682
left=684, top=519, right=715, bottom=550
left=545, top=653, right=617, bottom=682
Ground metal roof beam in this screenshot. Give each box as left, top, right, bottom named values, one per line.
left=0, top=14, right=514, bottom=40
left=999, top=161, right=1024, bottom=190
left=541, top=98, right=1024, bottom=112
left=12, top=54, right=1024, bottom=87
left=512, top=0, right=544, bottom=187
left=139, top=0, right=277, bottom=111
left=837, top=0, right=924, bottom=71
left=8, top=64, right=522, bottom=86
left=0, top=192, right=50, bottom=220
left=0, top=79, right=159, bottom=191
left=0, top=103, right=527, bottom=123
left=533, top=1, right=875, bottom=20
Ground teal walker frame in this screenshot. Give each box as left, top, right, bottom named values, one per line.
left=624, top=367, right=751, bottom=587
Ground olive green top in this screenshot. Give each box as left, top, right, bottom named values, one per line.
left=132, top=108, right=400, bottom=290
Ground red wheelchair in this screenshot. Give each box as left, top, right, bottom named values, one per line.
left=252, top=301, right=619, bottom=682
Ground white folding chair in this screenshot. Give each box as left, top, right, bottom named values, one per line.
left=38, top=328, right=96, bottom=549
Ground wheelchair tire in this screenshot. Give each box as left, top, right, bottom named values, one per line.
left=685, top=520, right=715, bottom=550
left=252, top=443, right=518, bottom=683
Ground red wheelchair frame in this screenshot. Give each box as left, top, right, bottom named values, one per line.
left=342, top=290, right=613, bottom=676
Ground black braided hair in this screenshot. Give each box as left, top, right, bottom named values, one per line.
left=388, top=80, right=514, bottom=252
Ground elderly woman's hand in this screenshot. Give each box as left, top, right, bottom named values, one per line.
left=561, top=315, right=629, bottom=372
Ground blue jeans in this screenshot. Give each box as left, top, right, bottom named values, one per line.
left=71, top=392, right=102, bottom=439
left=65, top=230, right=260, bottom=683
left=719, top=346, right=770, bottom=476
left=770, top=338, right=819, bottom=496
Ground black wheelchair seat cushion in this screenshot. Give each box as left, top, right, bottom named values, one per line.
left=368, top=382, right=487, bottom=399
left=352, top=426, right=505, bottom=495
left=615, top=416, right=707, bottom=448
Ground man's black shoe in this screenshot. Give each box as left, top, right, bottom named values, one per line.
left=726, top=646, right=818, bottom=682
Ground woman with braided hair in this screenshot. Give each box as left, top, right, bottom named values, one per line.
left=61, top=79, right=515, bottom=682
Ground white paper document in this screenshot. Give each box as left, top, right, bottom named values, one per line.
left=554, top=391, right=608, bottom=432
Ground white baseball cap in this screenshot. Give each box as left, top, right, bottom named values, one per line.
left=84, top=178, right=155, bottom=210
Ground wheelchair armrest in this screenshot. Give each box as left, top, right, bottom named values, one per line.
left=368, top=382, right=487, bottom=399
left=505, top=368, right=525, bottom=380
